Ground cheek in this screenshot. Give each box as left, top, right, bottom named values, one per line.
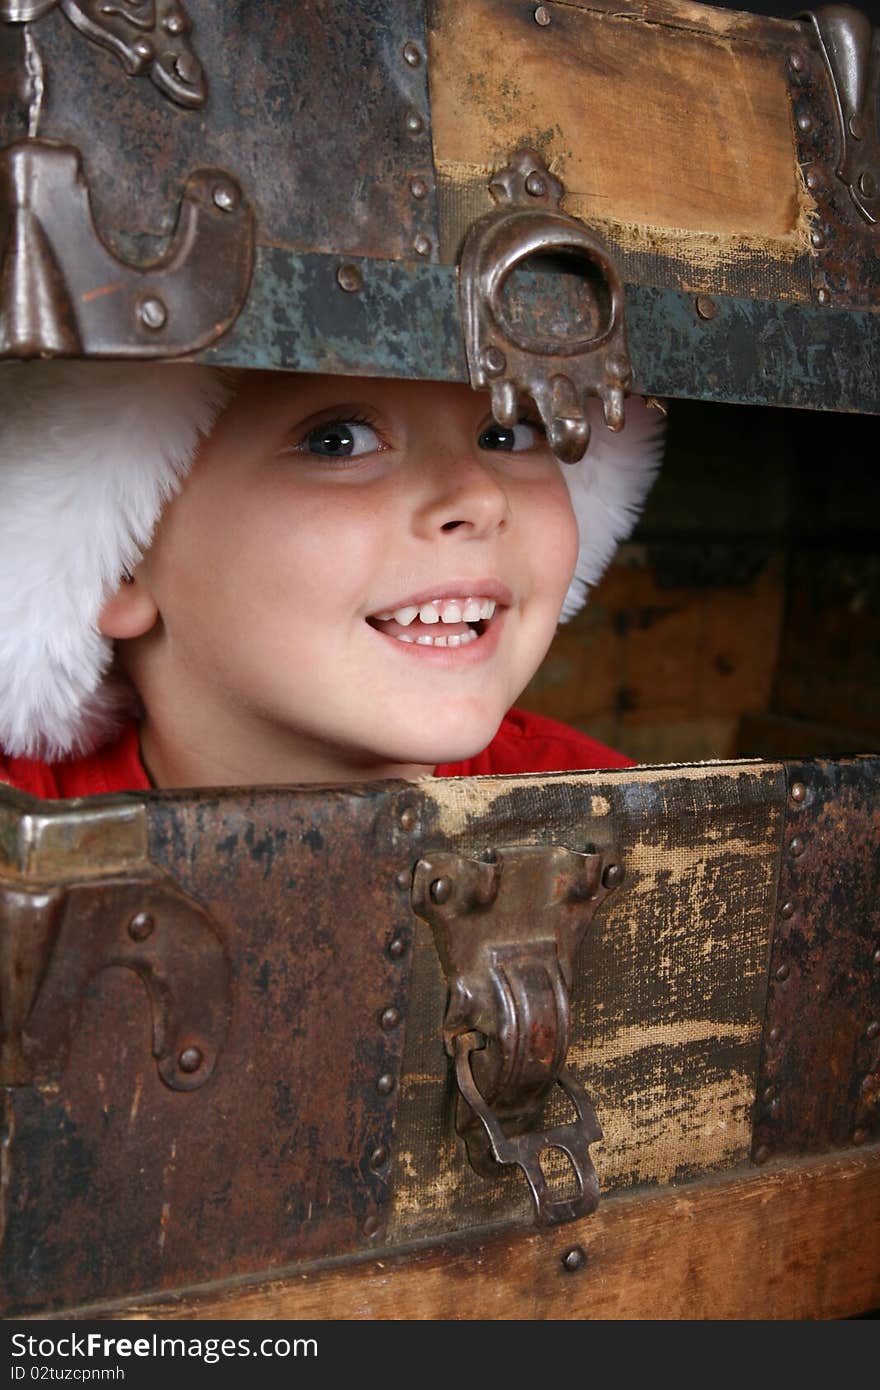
left=523, top=478, right=580, bottom=598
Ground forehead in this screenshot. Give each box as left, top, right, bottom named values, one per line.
left=225, top=372, right=489, bottom=420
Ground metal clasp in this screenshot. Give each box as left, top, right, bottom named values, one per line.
left=458, top=147, right=632, bottom=463
left=804, top=6, right=880, bottom=223
left=412, top=844, right=621, bottom=1225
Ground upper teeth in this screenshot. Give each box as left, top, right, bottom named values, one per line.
left=374, top=597, right=497, bottom=626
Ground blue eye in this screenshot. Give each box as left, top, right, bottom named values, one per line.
left=478, top=421, right=540, bottom=452
left=302, top=420, right=383, bottom=457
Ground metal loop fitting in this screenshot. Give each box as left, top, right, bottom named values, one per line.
left=803, top=5, right=880, bottom=225
left=458, top=147, right=632, bottom=463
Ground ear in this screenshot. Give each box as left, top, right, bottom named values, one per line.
left=97, top=576, right=159, bottom=639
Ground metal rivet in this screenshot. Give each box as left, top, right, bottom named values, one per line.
left=395, top=869, right=411, bottom=891
left=775, top=962, right=790, bottom=982
left=413, top=233, right=431, bottom=256
left=406, top=110, right=424, bottom=134
left=403, top=41, right=421, bottom=66
left=138, top=296, right=167, bottom=330
left=860, top=1074, right=875, bottom=1094
left=754, top=1144, right=770, bottom=1165
left=376, top=1073, right=396, bottom=1096
left=133, top=37, right=155, bottom=61
left=853, top=1127, right=868, bottom=1146
left=768, top=1026, right=782, bottom=1044
left=525, top=170, right=547, bottom=197
left=797, top=112, right=813, bottom=132
left=859, top=170, right=877, bottom=198
left=817, top=287, right=831, bottom=306
left=602, top=863, right=624, bottom=889
left=768, top=1097, right=780, bottom=1118
left=789, top=51, right=805, bottom=73
left=336, top=263, right=363, bottom=293
left=874, top=948, right=880, bottom=967
left=380, top=1007, right=401, bottom=1031
left=561, top=1245, right=585, bottom=1271
left=805, top=168, right=819, bottom=191
left=810, top=228, right=825, bottom=249
left=482, top=346, right=507, bottom=376
left=866, top=1021, right=880, bottom=1040
left=128, top=911, right=154, bottom=943
left=370, top=1145, right=389, bottom=1169
left=389, top=936, right=408, bottom=961
left=534, top=4, right=551, bottom=25
left=781, top=901, right=796, bottom=920
left=429, top=877, right=453, bottom=905
left=763, top=1085, right=776, bottom=1103
left=400, top=807, right=417, bottom=831
left=410, top=176, right=428, bottom=200
left=178, top=1046, right=203, bottom=1074
left=849, top=113, right=865, bottom=140
left=212, top=183, right=237, bottom=212
left=790, top=781, right=806, bottom=803
left=163, top=11, right=186, bottom=35
left=695, top=295, right=717, bottom=321
left=789, top=836, right=805, bottom=857
left=174, top=52, right=200, bottom=84
left=362, top=1214, right=380, bottom=1237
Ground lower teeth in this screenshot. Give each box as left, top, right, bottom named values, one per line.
left=397, top=628, right=479, bottom=647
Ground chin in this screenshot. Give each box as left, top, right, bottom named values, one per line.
left=381, top=715, right=505, bottom=768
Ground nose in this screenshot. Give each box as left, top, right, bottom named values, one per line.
left=411, top=453, right=511, bottom=540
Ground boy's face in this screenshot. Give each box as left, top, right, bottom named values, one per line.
left=119, top=373, right=579, bottom=785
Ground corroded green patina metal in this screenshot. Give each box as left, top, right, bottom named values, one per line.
left=206, top=249, right=880, bottom=415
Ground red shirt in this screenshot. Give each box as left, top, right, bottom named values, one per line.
left=0, top=708, right=632, bottom=799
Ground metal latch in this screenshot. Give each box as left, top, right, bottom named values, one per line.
left=0, top=874, right=231, bottom=1090
left=803, top=5, right=880, bottom=223
left=412, top=845, right=621, bottom=1226
left=458, top=147, right=633, bottom=463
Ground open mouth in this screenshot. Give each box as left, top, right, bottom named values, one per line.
left=366, top=596, right=499, bottom=647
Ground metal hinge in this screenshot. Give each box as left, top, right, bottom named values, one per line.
left=412, top=843, right=621, bottom=1226
left=0, top=873, right=231, bottom=1090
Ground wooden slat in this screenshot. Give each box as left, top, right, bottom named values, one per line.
left=80, top=1147, right=880, bottom=1321
left=429, top=0, right=808, bottom=275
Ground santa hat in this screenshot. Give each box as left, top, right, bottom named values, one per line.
left=0, top=361, right=663, bottom=761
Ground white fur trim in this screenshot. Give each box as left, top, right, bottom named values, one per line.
left=559, top=395, right=665, bottom=621
left=0, top=362, right=232, bottom=760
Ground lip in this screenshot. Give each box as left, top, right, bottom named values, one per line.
left=368, top=578, right=513, bottom=615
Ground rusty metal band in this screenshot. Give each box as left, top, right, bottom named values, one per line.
left=203, top=252, right=880, bottom=416
left=752, top=756, right=880, bottom=1164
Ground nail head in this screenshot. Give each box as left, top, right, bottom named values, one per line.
left=370, top=1145, right=389, bottom=1169
left=768, top=1026, right=782, bottom=1044
left=602, top=863, right=624, bottom=889
left=817, top=287, right=831, bottom=306
left=866, top=1021, right=879, bottom=1040
left=406, top=110, right=424, bottom=134
left=178, top=1046, right=203, bottom=1074
left=781, top=901, right=796, bottom=920
left=213, top=183, right=237, bottom=212
left=376, top=1073, right=396, bottom=1096
left=395, top=869, right=411, bottom=891
left=429, top=876, right=453, bottom=905
left=789, top=836, right=805, bottom=857
left=561, top=1245, right=585, bottom=1271
left=400, top=807, right=417, bottom=831
left=754, top=1144, right=770, bottom=1165
left=362, top=1214, right=380, bottom=1237
left=410, top=176, right=428, bottom=200
left=336, top=262, right=363, bottom=293
left=413, top=233, right=431, bottom=256
left=797, top=112, right=813, bottom=132
left=138, top=296, right=167, bottom=331
left=482, top=346, right=507, bottom=376
left=775, top=962, right=790, bottom=982
left=174, top=52, right=200, bottom=84
left=805, top=168, right=819, bottom=190
left=535, top=4, right=551, bottom=25
left=525, top=171, right=547, bottom=197
left=128, top=911, right=154, bottom=943
left=380, top=1007, right=401, bottom=1031
left=790, top=781, right=806, bottom=803
left=389, top=936, right=408, bottom=960
left=403, top=41, right=422, bottom=66
left=695, top=295, right=717, bottom=321
left=789, top=51, right=805, bottom=72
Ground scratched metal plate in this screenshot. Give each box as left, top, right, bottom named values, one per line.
left=0, top=782, right=418, bottom=1315
left=0, top=0, right=439, bottom=261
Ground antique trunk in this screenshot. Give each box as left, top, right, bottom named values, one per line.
left=1, top=756, right=878, bottom=1319
left=1, top=0, right=879, bottom=1320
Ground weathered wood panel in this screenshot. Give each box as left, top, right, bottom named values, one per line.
left=90, top=1147, right=880, bottom=1321
left=428, top=0, right=809, bottom=293
left=388, top=763, right=782, bottom=1241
